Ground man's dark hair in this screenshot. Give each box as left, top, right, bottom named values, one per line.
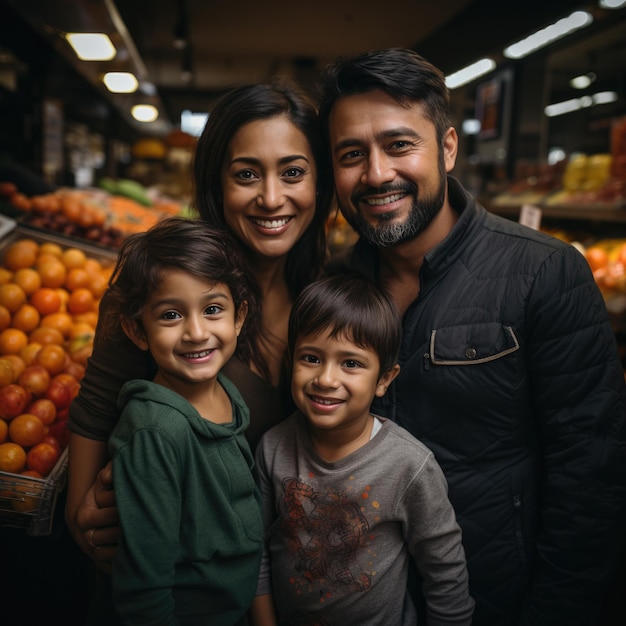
left=288, top=274, right=402, bottom=375
left=318, top=47, right=451, bottom=146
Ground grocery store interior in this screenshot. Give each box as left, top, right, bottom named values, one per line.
left=1, top=0, right=626, bottom=624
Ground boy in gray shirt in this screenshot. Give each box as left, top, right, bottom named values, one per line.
left=251, top=275, right=474, bottom=626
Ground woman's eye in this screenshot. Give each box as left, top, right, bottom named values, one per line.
left=302, top=354, right=319, bottom=364
left=283, top=167, right=304, bottom=179
left=235, top=169, right=257, bottom=181
left=161, top=310, right=180, bottom=320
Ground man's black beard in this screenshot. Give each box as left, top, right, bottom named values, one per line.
left=341, top=160, right=447, bottom=249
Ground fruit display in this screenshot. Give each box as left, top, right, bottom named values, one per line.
left=0, top=179, right=186, bottom=250
left=0, top=231, right=114, bottom=534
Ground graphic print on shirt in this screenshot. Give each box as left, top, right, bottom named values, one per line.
left=274, top=476, right=372, bottom=595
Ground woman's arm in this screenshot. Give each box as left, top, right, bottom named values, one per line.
left=65, top=433, right=120, bottom=573
left=64, top=293, right=154, bottom=571
left=249, top=594, right=277, bottom=626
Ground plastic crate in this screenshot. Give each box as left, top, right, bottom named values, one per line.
left=0, top=446, right=68, bottom=535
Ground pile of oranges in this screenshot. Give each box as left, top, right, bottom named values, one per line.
left=0, top=236, right=112, bottom=511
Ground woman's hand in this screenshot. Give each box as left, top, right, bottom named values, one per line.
left=76, top=461, right=120, bottom=573
left=65, top=433, right=120, bottom=574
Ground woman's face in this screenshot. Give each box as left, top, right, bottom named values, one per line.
left=221, top=115, right=317, bottom=261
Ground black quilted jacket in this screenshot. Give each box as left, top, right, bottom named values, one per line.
left=332, top=177, right=626, bottom=626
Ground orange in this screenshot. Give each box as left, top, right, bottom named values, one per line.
left=61, top=247, right=87, bottom=269
left=11, top=304, right=41, bottom=333
left=19, top=342, right=43, bottom=366
left=89, top=272, right=109, bottom=299
left=38, top=242, right=63, bottom=258
left=0, top=305, right=11, bottom=331
left=68, top=288, right=95, bottom=315
left=65, top=267, right=90, bottom=291
left=2, top=240, right=38, bottom=271
left=83, top=258, right=103, bottom=275
left=30, top=287, right=62, bottom=315
left=9, top=413, right=45, bottom=447
left=36, top=257, right=67, bottom=289
left=13, top=267, right=42, bottom=296
left=69, top=322, right=96, bottom=340
left=0, top=419, right=7, bottom=443
left=60, top=197, right=82, bottom=223
left=0, top=328, right=29, bottom=355
left=35, top=344, right=67, bottom=375
left=585, top=246, right=609, bottom=272
left=56, top=288, right=69, bottom=312
left=0, top=358, right=16, bottom=386
left=0, top=267, right=12, bottom=285
left=3, top=354, right=26, bottom=379
left=40, top=311, right=73, bottom=338
left=73, top=311, right=98, bottom=329
left=0, top=283, right=27, bottom=313
left=0, top=442, right=27, bottom=473
left=29, top=327, right=64, bottom=346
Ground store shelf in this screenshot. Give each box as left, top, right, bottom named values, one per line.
left=487, top=201, right=626, bottom=224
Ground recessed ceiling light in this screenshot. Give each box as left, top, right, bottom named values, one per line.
left=570, top=72, right=596, bottom=89
left=131, top=104, right=159, bottom=122
left=103, top=72, right=139, bottom=93
left=65, top=33, right=116, bottom=61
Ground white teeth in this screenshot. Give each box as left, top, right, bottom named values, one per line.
left=366, top=193, right=404, bottom=206
left=313, top=397, right=338, bottom=405
left=184, top=350, right=212, bottom=358
left=251, top=217, right=290, bottom=229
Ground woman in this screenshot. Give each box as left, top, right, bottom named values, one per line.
left=64, top=80, right=331, bottom=604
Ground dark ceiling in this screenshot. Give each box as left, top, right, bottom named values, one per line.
left=0, top=0, right=619, bottom=137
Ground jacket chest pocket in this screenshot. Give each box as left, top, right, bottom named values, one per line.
left=428, top=323, right=520, bottom=366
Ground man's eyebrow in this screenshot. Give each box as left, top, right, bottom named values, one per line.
left=333, top=127, right=421, bottom=154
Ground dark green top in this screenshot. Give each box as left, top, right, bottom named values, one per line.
left=109, top=373, right=263, bottom=625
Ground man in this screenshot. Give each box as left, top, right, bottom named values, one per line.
left=320, top=47, right=626, bottom=626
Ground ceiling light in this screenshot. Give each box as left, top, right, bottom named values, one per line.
left=131, top=104, right=159, bottom=122
left=503, top=11, right=593, bottom=60
left=462, top=119, right=481, bottom=135
left=103, top=72, right=139, bottom=93
left=446, top=58, right=496, bottom=89
left=599, top=0, right=626, bottom=9
left=570, top=72, right=596, bottom=89
left=66, top=33, right=116, bottom=61
left=544, top=91, right=618, bottom=117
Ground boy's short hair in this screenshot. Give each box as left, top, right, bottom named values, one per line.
left=288, top=274, right=402, bottom=374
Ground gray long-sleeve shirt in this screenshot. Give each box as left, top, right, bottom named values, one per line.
left=255, top=413, right=474, bottom=626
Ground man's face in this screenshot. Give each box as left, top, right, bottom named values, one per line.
left=328, top=89, right=457, bottom=247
